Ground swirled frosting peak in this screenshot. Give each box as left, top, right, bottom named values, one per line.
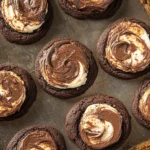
left=0, top=70, right=26, bottom=117
left=139, top=89, right=150, bottom=121
left=80, top=104, right=122, bottom=149
left=106, top=21, right=150, bottom=73
left=40, top=40, right=89, bottom=89
left=1, top=0, right=48, bottom=33
left=68, top=0, right=114, bottom=10
left=17, top=130, right=57, bottom=150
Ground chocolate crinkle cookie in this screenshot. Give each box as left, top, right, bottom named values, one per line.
left=140, top=0, right=150, bottom=17
left=35, top=38, right=98, bottom=99
left=132, top=79, right=150, bottom=128
left=97, top=17, right=150, bottom=80
left=58, top=0, right=122, bottom=19
left=6, top=125, right=67, bottom=150
left=66, top=94, right=131, bottom=150
left=129, top=139, right=150, bottom=150
left=0, top=0, right=53, bottom=45
left=0, top=64, right=37, bottom=120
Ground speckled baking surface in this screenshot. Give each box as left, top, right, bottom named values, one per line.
left=0, top=0, right=150, bottom=150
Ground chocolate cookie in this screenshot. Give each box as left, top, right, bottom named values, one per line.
left=97, top=18, right=150, bottom=80
left=0, top=64, right=37, bottom=120
left=140, top=0, right=150, bottom=17
left=66, top=94, right=131, bottom=150
left=6, top=125, right=67, bottom=150
left=132, top=79, right=150, bottom=128
left=35, top=38, right=98, bottom=99
left=129, top=140, right=150, bottom=150
left=0, top=0, right=53, bottom=45
left=58, top=0, right=122, bottom=19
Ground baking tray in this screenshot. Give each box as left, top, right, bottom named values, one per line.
left=0, top=0, right=150, bottom=149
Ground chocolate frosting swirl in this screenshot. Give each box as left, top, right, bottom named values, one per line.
left=17, top=130, right=57, bottom=150
left=139, top=89, right=150, bottom=121
left=39, top=40, right=89, bottom=89
left=1, top=0, right=48, bottom=33
left=79, top=104, right=122, bottom=149
left=68, top=0, right=114, bottom=10
left=106, top=21, right=150, bottom=73
left=0, top=70, right=26, bottom=117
